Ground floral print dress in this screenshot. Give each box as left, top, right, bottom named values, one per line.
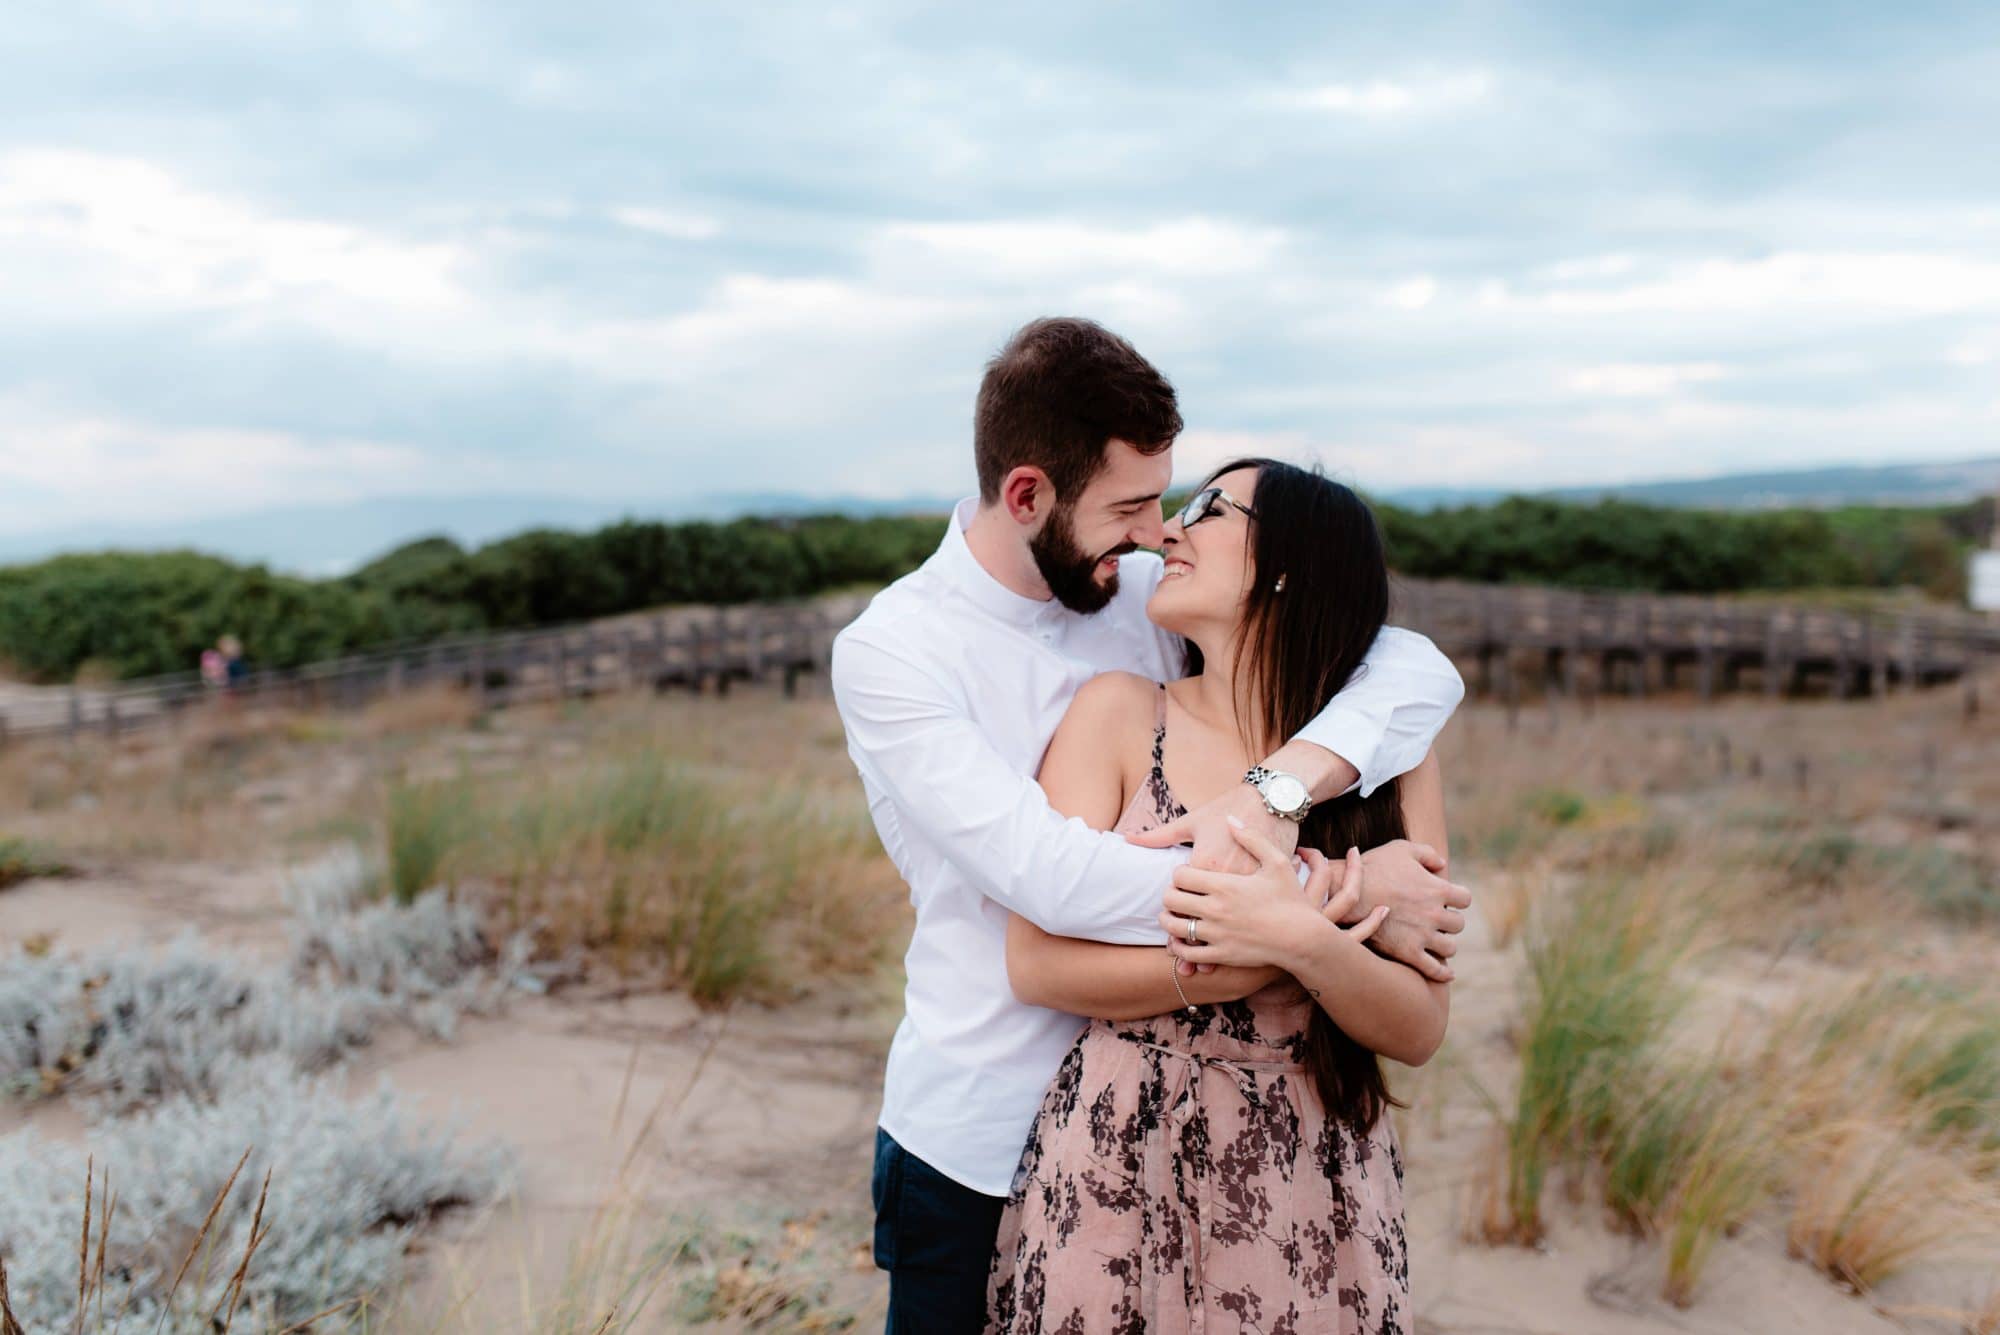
left=987, top=687, right=1410, bottom=1335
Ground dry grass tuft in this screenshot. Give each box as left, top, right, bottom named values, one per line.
left=1498, top=870, right=1695, bottom=1246
left=354, top=682, right=484, bottom=738
left=1783, top=1116, right=1989, bottom=1292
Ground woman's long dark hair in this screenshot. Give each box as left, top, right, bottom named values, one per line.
left=1183, top=457, right=1406, bottom=1133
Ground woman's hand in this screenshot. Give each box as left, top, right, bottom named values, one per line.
left=1160, top=821, right=1390, bottom=972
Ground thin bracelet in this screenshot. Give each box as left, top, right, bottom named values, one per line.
left=1170, top=951, right=1197, bottom=1014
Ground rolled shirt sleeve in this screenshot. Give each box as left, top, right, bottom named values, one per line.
left=1293, top=626, right=1466, bottom=799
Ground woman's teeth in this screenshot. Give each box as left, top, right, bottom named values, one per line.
left=1163, top=561, right=1193, bottom=579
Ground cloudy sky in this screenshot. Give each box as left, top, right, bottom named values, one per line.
left=5, top=1, right=1999, bottom=557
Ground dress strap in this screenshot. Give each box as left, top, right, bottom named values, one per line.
left=1150, top=683, right=1168, bottom=775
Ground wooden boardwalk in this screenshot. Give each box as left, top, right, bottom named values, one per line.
left=0, top=596, right=869, bottom=744
left=1396, top=581, right=2000, bottom=704
left=1, top=583, right=1995, bottom=744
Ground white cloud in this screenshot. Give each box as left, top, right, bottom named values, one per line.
left=1172, top=428, right=1320, bottom=483
left=1379, top=276, right=1438, bottom=310
left=0, top=149, right=467, bottom=320
left=879, top=218, right=1289, bottom=281
left=565, top=273, right=973, bottom=384
left=608, top=205, right=722, bottom=241
left=1945, top=336, right=1995, bottom=366
left=0, top=392, right=524, bottom=532
left=1273, top=72, right=1493, bottom=118
left=1565, top=362, right=1731, bottom=396
left=1506, top=252, right=2000, bottom=315
left=1534, top=254, right=1638, bottom=282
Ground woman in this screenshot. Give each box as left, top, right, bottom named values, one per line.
left=987, top=458, right=1451, bottom=1335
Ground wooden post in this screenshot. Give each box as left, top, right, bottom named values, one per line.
left=742, top=610, right=755, bottom=686
left=1764, top=615, right=1785, bottom=699
left=1697, top=600, right=1717, bottom=702
left=1632, top=603, right=1651, bottom=698
left=1869, top=618, right=1889, bottom=700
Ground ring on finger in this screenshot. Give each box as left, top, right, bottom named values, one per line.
left=1184, top=916, right=1202, bottom=946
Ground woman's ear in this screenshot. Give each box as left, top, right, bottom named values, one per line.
left=1000, top=466, right=1054, bottom=526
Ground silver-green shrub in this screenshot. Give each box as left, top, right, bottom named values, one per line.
left=0, top=1055, right=510, bottom=1331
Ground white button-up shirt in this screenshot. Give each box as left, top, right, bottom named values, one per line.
left=830, top=498, right=1465, bottom=1195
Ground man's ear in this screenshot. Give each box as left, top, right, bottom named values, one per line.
left=1000, top=466, right=1054, bottom=527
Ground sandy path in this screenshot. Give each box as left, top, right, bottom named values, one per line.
left=364, top=986, right=888, bottom=1329
left=2, top=853, right=1977, bottom=1333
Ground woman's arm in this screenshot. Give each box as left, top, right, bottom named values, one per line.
left=1398, top=747, right=1450, bottom=864
left=1284, top=852, right=1451, bottom=1066
left=1007, top=913, right=1280, bottom=1020
left=1159, top=749, right=1454, bottom=1065
left=1006, top=672, right=1280, bottom=1017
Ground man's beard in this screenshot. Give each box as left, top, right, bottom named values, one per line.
left=1031, top=505, right=1135, bottom=614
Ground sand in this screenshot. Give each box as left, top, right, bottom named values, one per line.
left=2, top=850, right=1985, bottom=1333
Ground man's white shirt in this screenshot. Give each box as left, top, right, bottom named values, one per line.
left=830, top=498, right=1465, bottom=1196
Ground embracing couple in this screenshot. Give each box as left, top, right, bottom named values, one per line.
left=831, top=318, right=1469, bottom=1335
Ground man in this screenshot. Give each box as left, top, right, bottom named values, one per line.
left=831, top=317, right=1468, bottom=1333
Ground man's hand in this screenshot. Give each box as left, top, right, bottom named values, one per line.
left=1323, top=839, right=1468, bottom=982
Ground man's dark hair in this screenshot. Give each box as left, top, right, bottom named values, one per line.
left=973, top=317, right=1182, bottom=505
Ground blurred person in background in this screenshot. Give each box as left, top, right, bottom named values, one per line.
left=219, top=634, right=247, bottom=691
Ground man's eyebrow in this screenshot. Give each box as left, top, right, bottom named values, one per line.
left=1111, top=491, right=1165, bottom=507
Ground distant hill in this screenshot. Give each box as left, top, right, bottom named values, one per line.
left=5, top=456, right=1995, bottom=576
left=1380, top=456, right=2000, bottom=512
left=0, top=490, right=959, bottom=578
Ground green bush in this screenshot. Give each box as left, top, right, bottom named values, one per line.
left=1373, top=495, right=1983, bottom=596
left=0, top=490, right=1976, bottom=683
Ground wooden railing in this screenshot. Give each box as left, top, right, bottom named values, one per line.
left=0, top=596, right=869, bottom=744
left=1393, top=580, right=2000, bottom=702
left=1, top=582, right=1994, bottom=745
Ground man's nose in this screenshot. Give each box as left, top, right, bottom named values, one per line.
left=1133, top=510, right=1166, bottom=551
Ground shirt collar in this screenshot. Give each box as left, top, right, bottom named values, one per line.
left=936, top=497, right=1066, bottom=627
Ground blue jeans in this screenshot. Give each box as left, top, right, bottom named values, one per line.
left=872, top=1127, right=1006, bottom=1334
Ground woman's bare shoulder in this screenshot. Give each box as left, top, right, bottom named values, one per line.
left=1040, top=672, right=1161, bottom=824
left=1064, top=670, right=1163, bottom=729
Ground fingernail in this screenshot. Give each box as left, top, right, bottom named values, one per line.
left=1226, top=815, right=1245, bottom=829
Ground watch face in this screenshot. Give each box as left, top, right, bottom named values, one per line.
left=1267, top=774, right=1308, bottom=813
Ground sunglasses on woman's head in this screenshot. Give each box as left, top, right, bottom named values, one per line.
left=1175, top=486, right=1257, bottom=530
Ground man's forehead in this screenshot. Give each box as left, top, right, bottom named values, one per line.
left=1092, top=439, right=1175, bottom=500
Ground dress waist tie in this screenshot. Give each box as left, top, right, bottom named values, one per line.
left=1132, top=1037, right=1306, bottom=1330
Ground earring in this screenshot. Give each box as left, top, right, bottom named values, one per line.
left=1273, top=575, right=1286, bottom=593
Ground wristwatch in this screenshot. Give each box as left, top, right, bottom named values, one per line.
left=1244, top=766, right=1312, bottom=822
